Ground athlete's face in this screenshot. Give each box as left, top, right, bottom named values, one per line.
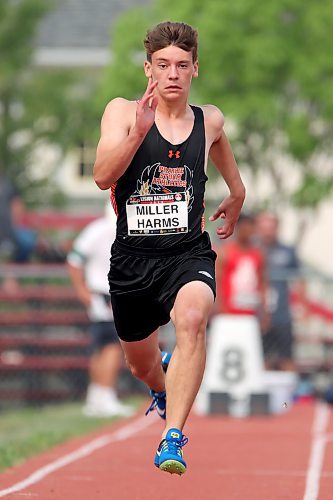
left=144, top=45, right=198, bottom=101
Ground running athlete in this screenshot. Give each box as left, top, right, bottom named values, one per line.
left=93, top=21, right=245, bottom=475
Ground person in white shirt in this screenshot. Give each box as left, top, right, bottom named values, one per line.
left=67, top=203, right=133, bottom=417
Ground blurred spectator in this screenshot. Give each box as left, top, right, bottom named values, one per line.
left=0, top=174, right=20, bottom=260
left=0, top=174, right=37, bottom=263
left=11, top=195, right=38, bottom=263
left=67, top=204, right=133, bottom=418
left=256, top=212, right=306, bottom=371
left=215, top=213, right=268, bottom=330
left=1, top=175, right=38, bottom=294
left=36, top=239, right=68, bottom=263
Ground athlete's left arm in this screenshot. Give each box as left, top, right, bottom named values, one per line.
left=206, top=106, right=245, bottom=239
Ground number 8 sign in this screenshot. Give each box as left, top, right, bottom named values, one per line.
left=203, top=315, right=265, bottom=399
left=221, top=347, right=245, bottom=384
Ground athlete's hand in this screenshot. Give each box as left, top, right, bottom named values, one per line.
left=209, top=194, right=244, bottom=239
left=135, top=78, right=158, bottom=135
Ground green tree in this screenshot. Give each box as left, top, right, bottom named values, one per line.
left=96, top=0, right=333, bottom=233
left=0, top=0, right=92, bottom=207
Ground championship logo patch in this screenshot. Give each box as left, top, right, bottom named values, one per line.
left=126, top=163, right=194, bottom=236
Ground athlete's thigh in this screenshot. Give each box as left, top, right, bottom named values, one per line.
left=120, top=329, right=160, bottom=368
left=160, top=246, right=216, bottom=319
left=170, top=280, right=214, bottom=327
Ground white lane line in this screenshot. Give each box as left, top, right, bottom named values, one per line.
left=303, top=401, right=331, bottom=500
left=217, top=469, right=306, bottom=477
left=0, top=415, right=157, bottom=498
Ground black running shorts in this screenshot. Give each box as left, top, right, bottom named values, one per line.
left=90, top=320, right=119, bottom=352
left=108, top=233, right=216, bottom=342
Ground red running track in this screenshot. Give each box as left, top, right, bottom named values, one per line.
left=0, top=401, right=332, bottom=500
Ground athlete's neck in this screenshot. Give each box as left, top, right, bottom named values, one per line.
left=156, top=98, right=190, bottom=119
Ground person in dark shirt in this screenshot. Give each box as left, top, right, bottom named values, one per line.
left=256, top=212, right=305, bottom=371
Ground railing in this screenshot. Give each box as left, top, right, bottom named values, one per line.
left=1, top=259, right=332, bottom=407
left=292, top=271, right=333, bottom=376
left=0, top=262, right=91, bottom=408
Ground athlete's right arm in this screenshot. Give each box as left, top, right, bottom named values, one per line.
left=93, top=80, right=158, bottom=190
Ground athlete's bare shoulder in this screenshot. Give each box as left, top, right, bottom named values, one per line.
left=104, top=97, right=136, bottom=113
left=101, top=97, right=137, bottom=131
left=198, top=104, right=225, bottom=142
left=201, top=104, right=225, bottom=128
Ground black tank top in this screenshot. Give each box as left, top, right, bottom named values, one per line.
left=111, top=105, right=208, bottom=251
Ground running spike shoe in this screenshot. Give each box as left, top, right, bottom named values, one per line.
left=154, top=428, right=188, bottom=475
left=161, top=351, right=171, bottom=373
left=145, top=351, right=171, bottom=419
left=145, top=389, right=166, bottom=420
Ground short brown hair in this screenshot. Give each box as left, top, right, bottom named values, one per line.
left=144, top=22, right=198, bottom=63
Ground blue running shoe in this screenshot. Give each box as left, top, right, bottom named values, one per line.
left=145, top=389, right=166, bottom=420
left=145, top=351, right=171, bottom=420
left=161, top=351, right=171, bottom=373
left=155, top=428, right=188, bottom=475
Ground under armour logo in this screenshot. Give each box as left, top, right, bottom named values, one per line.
left=168, top=150, right=181, bottom=159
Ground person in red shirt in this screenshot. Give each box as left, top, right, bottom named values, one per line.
left=216, top=213, right=268, bottom=328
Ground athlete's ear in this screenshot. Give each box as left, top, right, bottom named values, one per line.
left=193, top=61, right=199, bottom=78
left=144, top=60, right=152, bottom=78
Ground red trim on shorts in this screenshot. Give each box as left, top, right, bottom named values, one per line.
left=110, top=182, right=118, bottom=216
left=201, top=200, right=205, bottom=232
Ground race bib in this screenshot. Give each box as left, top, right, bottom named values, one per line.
left=126, top=193, right=188, bottom=236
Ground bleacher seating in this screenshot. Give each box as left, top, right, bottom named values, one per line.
left=0, top=210, right=97, bottom=407
left=0, top=263, right=92, bottom=407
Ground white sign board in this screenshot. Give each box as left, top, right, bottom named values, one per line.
left=196, top=315, right=265, bottom=414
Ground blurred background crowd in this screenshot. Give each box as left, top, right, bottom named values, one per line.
left=0, top=0, right=333, bottom=418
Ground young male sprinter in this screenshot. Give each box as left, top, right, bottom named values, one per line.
left=93, top=21, right=245, bottom=475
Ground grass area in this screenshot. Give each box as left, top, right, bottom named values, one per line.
left=0, top=397, right=143, bottom=472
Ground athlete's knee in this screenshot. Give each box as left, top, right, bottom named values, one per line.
left=175, top=308, right=207, bottom=353
left=177, top=307, right=207, bottom=335
left=126, top=355, right=160, bottom=382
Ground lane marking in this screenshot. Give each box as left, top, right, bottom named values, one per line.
left=303, top=402, right=331, bottom=500
left=0, top=415, right=157, bottom=498
left=217, top=469, right=306, bottom=477
left=217, top=468, right=333, bottom=478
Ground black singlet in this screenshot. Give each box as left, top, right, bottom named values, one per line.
left=111, top=105, right=207, bottom=250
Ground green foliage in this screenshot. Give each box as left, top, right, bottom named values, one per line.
left=0, top=0, right=93, bottom=207
left=96, top=0, right=333, bottom=211
left=94, top=8, right=149, bottom=132
left=0, top=0, right=47, bottom=83
left=292, top=174, right=333, bottom=208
